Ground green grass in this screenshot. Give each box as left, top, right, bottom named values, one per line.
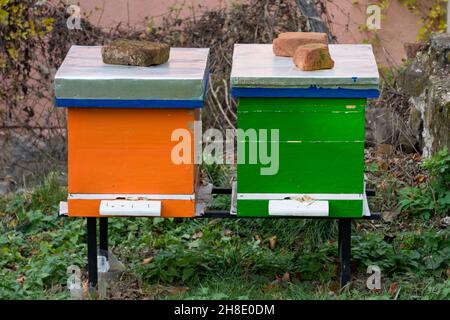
left=0, top=169, right=448, bottom=300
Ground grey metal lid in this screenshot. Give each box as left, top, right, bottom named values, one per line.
left=230, top=44, right=379, bottom=98
left=54, top=45, right=209, bottom=107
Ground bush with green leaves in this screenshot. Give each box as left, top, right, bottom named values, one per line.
left=398, top=147, right=450, bottom=219
left=352, top=230, right=449, bottom=277
left=0, top=175, right=85, bottom=299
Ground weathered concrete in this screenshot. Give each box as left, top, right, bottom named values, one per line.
left=102, top=39, right=170, bottom=66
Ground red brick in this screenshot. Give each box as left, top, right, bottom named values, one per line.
left=273, top=32, right=328, bottom=57
left=293, top=43, right=335, bottom=71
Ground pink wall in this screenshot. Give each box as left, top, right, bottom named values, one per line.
left=324, top=0, right=421, bottom=67
left=73, top=0, right=424, bottom=66
left=77, top=0, right=232, bottom=29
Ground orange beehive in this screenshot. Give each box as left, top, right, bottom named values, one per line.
left=55, top=46, right=209, bottom=218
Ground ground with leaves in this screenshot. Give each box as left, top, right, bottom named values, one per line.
left=0, top=148, right=448, bottom=300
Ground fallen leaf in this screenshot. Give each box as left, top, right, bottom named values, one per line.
left=282, top=272, right=290, bottom=282
left=269, top=236, right=277, bottom=250
left=262, top=283, right=276, bottom=292
left=382, top=211, right=397, bottom=222
left=376, top=144, right=394, bottom=157
left=167, top=287, right=189, bottom=295
left=192, top=231, right=203, bottom=240
left=412, top=153, right=421, bottom=162
left=17, top=275, right=25, bottom=285
left=377, top=159, right=389, bottom=171
left=7, top=219, right=17, bottom=228
left=329, top=282, right=340, bottom=294
left=82, top=279, right=89, bottom=290
left=292, top=195, right=314, bottom=202
left=274, top=274, right=282, bottom=283
left=223, top=228, right=233, bottom=236
left=388, top=282, right=398, bottom=296
left=142, top=257, right=153, bottom=265
left=415, top=174, right=427, bottom=183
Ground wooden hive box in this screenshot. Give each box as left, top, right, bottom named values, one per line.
left=230, top=44, right=379, bottom=218
left=55, top=46, right=209, bottom=218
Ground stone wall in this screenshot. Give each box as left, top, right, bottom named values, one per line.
left=398, top=33, right=450, bottom=157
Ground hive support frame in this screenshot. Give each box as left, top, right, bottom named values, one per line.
left=99, top=217, right=108, bottom=260
left=87, top=217, right=98, bottom=290
left=338, top=218, right=351, bottom=288
left=85, top=188, right=378, bottom=290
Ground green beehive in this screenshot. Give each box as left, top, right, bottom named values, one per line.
left=230, top=44, right=379, bottom=218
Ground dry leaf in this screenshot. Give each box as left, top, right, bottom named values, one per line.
left=262, top=283, right=276, bottom=292
left=142, top=257, right=153, bottom=265
left=388, top=282, right=399, bottom=296
left=282, top=272, right=290, bottom=282
left=292, top=195, right=314, bottom=202
left=17, top=275, right=25, bottom=285
left=192, top=231, right=204, bottom=240
left=412, top=153, right=421, bottom=162
left=329, top=282, right=340, bottom=294
left=82, top=279, right=89, bottom=290
left=223, top=228, right=233, bottom=236
left=377, top=160, right=389, bottom=171
left=167, top=287, right=189, bottom=295
left=415, top=174, right=427, bottom=183
left=376, top=144, right=394, bottom=157
left=382, top=211, right=397, bottom=222
left=269, top=236, right=277, bottom=250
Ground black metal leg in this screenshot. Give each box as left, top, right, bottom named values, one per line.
left=87, top=217, right=98, bottom=289
left=338, top=218, right=351, bottom=288
left=338, top=220, right=342, bottom=252
left=99, top=217, right=108, bottom=260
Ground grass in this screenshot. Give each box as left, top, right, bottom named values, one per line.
left=0, top=160, right=448, bottom=299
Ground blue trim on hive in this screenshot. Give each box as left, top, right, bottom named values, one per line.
left=55, top=98, right=204, bottom=108
left=231, top=87, right=380, bottom=99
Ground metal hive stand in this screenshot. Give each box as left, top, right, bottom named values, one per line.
left=85, top=184, right=379, bottom=291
